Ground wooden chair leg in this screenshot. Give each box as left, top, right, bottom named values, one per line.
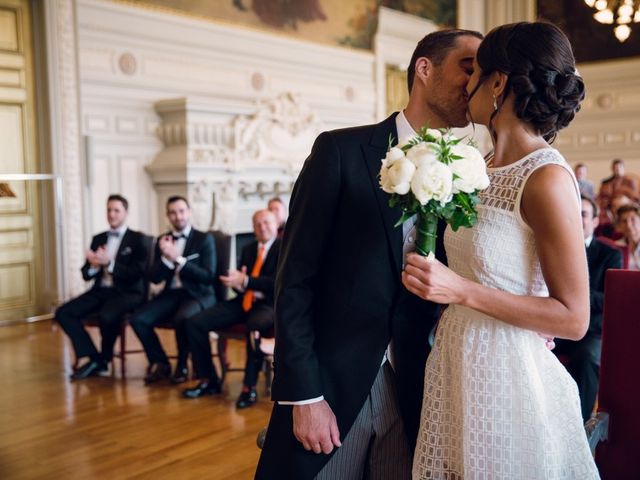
left=217, top=336, right=228, bottom=385
left=119, top=322, right=127, bottom=378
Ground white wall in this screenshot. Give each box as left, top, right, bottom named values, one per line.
left=556, top=57, right=640, bottom=186
left=76, top=0, right=376, bottom=236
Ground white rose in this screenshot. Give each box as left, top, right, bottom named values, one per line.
left=379, top=161, right=395, bottom=194
left=386, top=156, right=416, bottom=195
left=411, top=161, right=453, bottom=205
left=406, top=142, right=439, bottom=169
left=384, top=146, right=405, bottom=167
left=449, top=144, right=490, bottom=193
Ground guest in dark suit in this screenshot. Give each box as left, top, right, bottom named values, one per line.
left=256, top=29, right=483, bottom=479
left=267, top=197, right=287, bottom=239
left=183, top=209, right=280, bottom=408
left=56, top=194, right=147, bottom=379
left=555, top=195, right=622, bottom=420
left=129, top=195, right=216, bottom=385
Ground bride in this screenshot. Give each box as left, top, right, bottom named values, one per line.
left=403, top=22, right=599, bottom=479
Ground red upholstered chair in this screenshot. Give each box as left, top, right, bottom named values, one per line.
left=586, top=269, right=640, bottom=478
left=596, top=236, right=629, bottom=269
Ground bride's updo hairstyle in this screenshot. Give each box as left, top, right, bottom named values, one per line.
left=476, top=22, right=585, bottom=142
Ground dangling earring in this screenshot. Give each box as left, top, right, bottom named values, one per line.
left=492, top=94, right=498, bottom=111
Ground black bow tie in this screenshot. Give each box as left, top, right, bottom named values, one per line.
left=172, top=233, right=186, bottom=241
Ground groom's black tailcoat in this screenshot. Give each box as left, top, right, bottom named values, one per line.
left=256, top=113, right=445, bottom=479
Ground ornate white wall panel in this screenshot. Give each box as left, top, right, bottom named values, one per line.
left=76, top=0, right=376, bottom=236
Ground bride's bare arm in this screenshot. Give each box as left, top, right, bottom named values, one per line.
left=402, top=164, right=590, bottom=341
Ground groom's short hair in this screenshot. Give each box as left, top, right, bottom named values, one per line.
left=407, top=29, right=483, bottom=94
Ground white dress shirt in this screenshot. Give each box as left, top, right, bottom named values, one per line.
left=280, top=112, right=419, bottom=406
left=88, top=225, right=128, bottom=287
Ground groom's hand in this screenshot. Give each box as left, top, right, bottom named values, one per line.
left=293, top=400, right=342, bottom=454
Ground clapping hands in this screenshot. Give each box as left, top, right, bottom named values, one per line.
left=159, top=235, right=180, bottom=262
left=219, top=266, right=247, bottom=290
left=86, top=245, right=111, bottom=268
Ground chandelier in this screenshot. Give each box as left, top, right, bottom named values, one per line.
left=584, top=0, right=640, bottom=42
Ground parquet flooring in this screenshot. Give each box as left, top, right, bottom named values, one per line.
left=0, top=321, right=273, bottom=479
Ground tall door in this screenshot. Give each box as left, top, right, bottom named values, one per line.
left=0, top=0, right=44, bottom=322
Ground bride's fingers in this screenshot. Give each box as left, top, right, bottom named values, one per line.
left=404, top=263, right=434, bottom=285
left=402, top=271, right=432, bottom=300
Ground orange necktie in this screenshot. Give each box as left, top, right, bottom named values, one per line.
left=242, top=245, right=266, bottom=312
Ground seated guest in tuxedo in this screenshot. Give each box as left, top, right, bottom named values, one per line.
left=130, top=195, right=217, bottom=385
left=616, top=204, right=640, bottom=270
left=56, top=194, right=148, bottom=379
left=267, top=197, right=287, bottom=239
left=183, top=209, right=280, bottom=408
left=555, top=196, right=622, bottom=420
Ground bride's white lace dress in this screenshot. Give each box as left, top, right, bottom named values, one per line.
left=412, top=148, right=600, bottom=479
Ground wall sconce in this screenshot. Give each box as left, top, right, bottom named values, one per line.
left=0, top=183, right=16, bottom=198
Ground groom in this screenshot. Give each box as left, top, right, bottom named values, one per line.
left=256, top=29, right=483, bottom=479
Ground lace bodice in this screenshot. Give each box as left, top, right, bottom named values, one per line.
left=412, top=147, right=599, bottom=480
left=444, top=148, right=577, bottom=297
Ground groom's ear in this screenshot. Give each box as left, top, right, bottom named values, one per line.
left=414, top=57, right=432, bottom=85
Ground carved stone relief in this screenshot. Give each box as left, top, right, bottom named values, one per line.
left=147, top=92, right=323, bottom=234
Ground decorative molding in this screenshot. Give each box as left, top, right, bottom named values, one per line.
left=147, top=93, right=321, bottom=234
left=76, top=0, right=376, bottom=237
left=117, top=51, right=137, bottom=75
left=44, top=0, right=86, bottom=299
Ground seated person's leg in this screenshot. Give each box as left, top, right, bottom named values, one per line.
left=183, top=300, right=244, bottom=398
left=98, top=292, right=142, bottom=365
left=170, top=297, right=204, bottom=384
left=130, top=291, right=182, bottom=383
left=55, top=291, right=105, bottom=377
left=237, top=302, right=275, bottom=409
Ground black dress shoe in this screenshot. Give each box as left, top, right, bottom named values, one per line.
left=144, top=362, right=171, bottom=384
left=182, top=380, right=222, bottom=399
left=170, top=365, right=189, bottom=384
left=236, top=388, right=257, bottom=409
left=70, top=360, right=108, bottom=380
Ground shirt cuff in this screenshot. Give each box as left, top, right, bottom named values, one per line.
left=87, top=266, right=100, bottom=276
left=241, top=273, right=249, bottom=291
left=175, top=256, right=187, bottom=271
left=278, top=395, right=324, bottom=406
left=107, top=260, right=115, bottom=274
left=161, top=256, right=175, bottom=270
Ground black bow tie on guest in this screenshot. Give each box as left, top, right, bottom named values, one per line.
left=172, top=233, right=187, bottom=241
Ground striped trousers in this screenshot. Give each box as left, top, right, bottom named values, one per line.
left=315, top=361, right=412, bottom=480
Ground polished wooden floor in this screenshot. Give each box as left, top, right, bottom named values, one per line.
left=0, top=321, right=273, bottom=479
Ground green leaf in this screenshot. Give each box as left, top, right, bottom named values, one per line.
left=394, top=210, right=416, bottom=228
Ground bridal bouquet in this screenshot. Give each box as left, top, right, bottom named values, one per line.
left=379, top=127, right=489, bottom=257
